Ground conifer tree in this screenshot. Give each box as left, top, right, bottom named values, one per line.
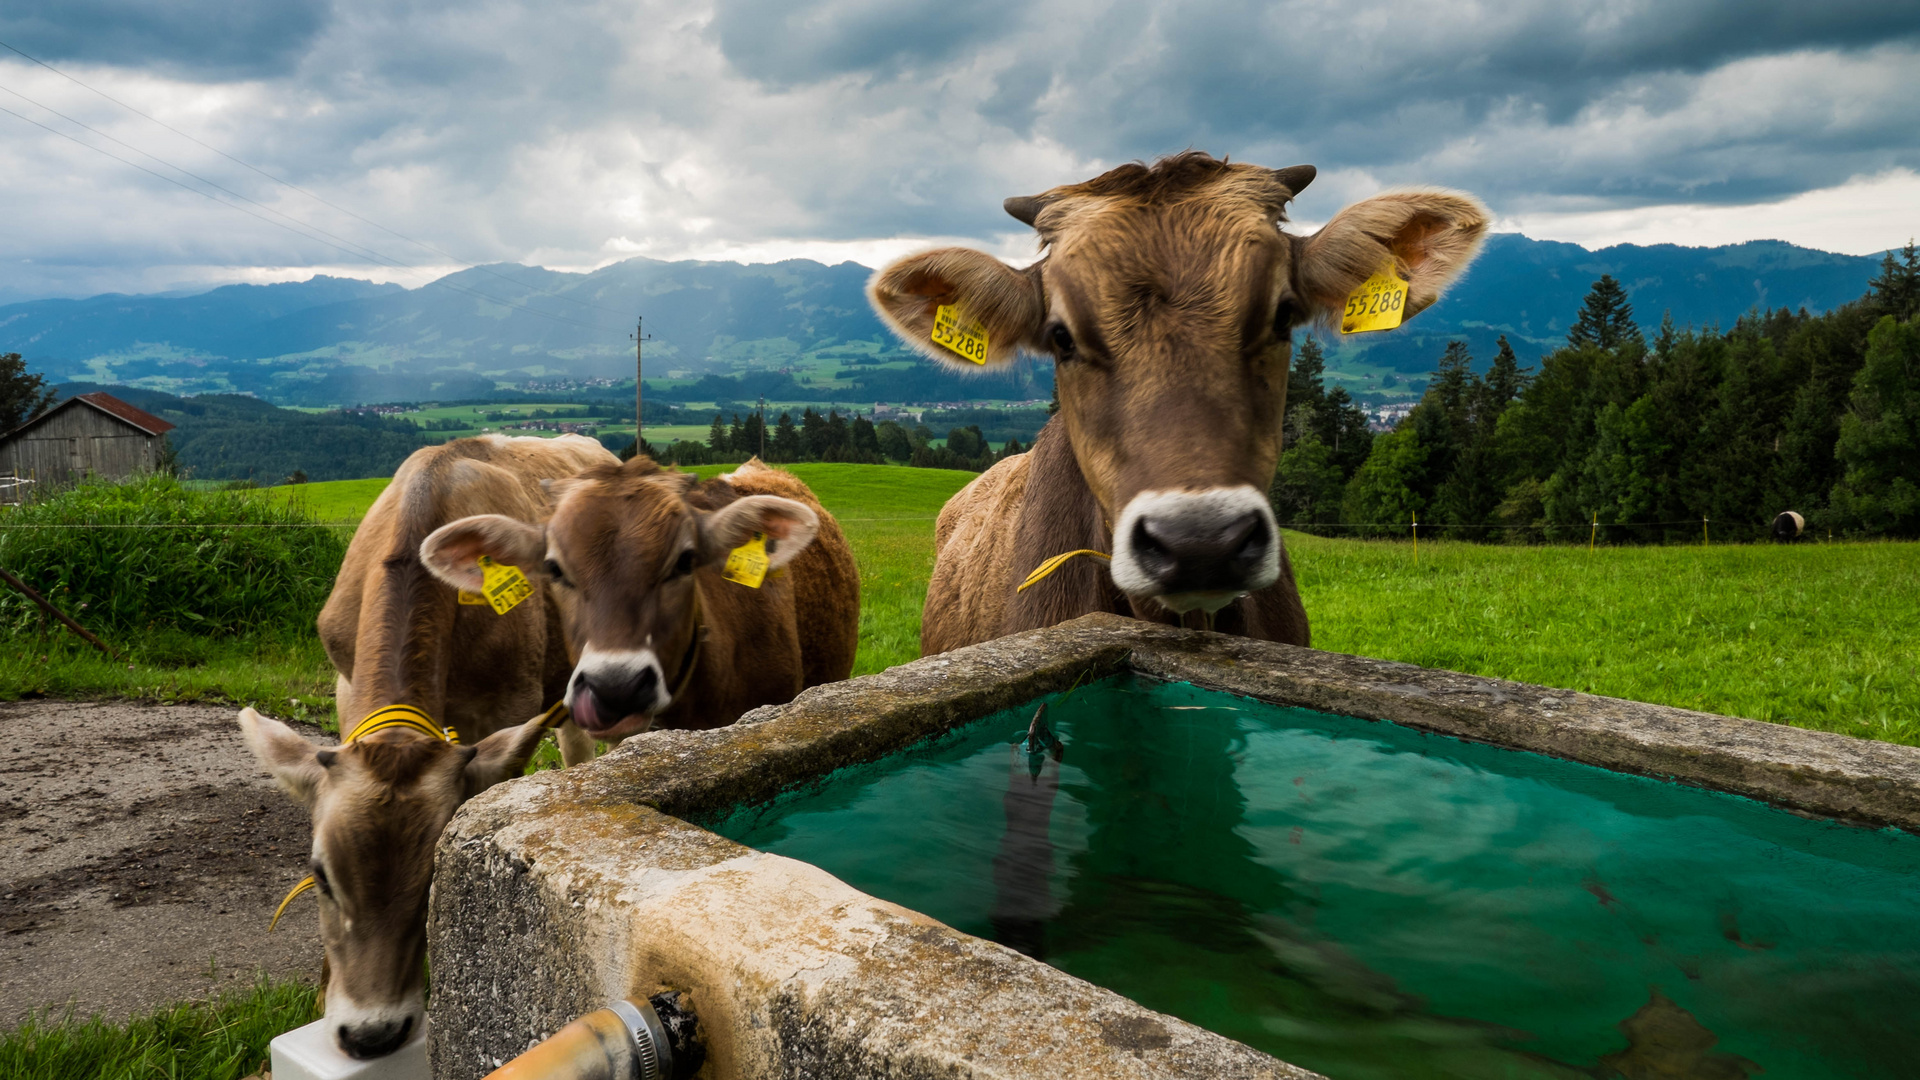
left=707, top=413, right=728, bottom=454
left=1869, top=239, right=1920, bottom=322
left=1568, top=275, right=1644, bottom=350
left=773, top=412, right=801, bottom=462
left=0, top=353, right=55, bottom=433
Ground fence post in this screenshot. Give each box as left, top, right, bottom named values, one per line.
left=1590, top=511, right=1597, bottom=553
left=1411, top=511, right=1418, bottom=562
left=1702, top=515, right=1709, bottom=546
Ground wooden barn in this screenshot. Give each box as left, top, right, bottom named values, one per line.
left=0, top=392, right=175, bottom=498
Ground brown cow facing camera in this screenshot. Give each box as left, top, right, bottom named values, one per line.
left=870, top=151, right=1489, bottom=653
left=422, top=456, right=859, bottom=738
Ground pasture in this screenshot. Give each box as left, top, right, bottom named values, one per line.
left=5, top=465, right=1917, bottom=743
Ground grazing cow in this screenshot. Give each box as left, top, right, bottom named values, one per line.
left=420, top=456, right=859, bottom=738
left=870, top=152, right=1488, bottom=653
left=1772, top=511, right=1805, bottom=543
left=238, top=433, right=614, bottom=1058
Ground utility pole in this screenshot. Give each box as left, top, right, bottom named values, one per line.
left=630, top=316, right=652, bottom=455
left=759, top=394, right=767, bottom=459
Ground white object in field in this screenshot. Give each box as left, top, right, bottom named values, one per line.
left=270, top=1018, right=431, bottom=1080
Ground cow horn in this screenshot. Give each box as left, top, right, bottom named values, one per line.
left=1271, top=164, right=1316, bottom=198
left=1004, top=195, right=1050, bottom=227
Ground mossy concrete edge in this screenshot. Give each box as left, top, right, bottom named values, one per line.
left=430, top=613, right=1920, bottom=1078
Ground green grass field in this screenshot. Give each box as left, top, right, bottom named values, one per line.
left=1287, top=534, right=1920, bottom=744
left=0, top=977, right=318, bottom=1080
left=241, top=469, right=1920, bottom=742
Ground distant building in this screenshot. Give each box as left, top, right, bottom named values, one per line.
left=0, top=392, right=176, bottom=498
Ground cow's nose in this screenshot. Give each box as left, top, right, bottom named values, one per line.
left=338, top=1015, right=413, bottom=1060
left=583, top=665, right=660, bottom=721
left=1130, top=508, right=1270, bottom=594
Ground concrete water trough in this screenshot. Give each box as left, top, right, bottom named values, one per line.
left=428, top=612, right=1920, bottom=1079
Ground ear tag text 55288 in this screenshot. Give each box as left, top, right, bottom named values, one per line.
left=723, top=532, right=770, bottom=588
left=931, top=305, right=990, bottom=364
left=1341, top=258, right=1409, bottom=335
left=477, top=555, right=534, bottom=615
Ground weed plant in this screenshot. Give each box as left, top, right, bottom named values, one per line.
left=0, top=977, right=319, bottom=1080
left=0, top=476, right=345, bottom=635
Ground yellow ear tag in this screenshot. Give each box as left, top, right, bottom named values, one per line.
left=931, top=304, right=990, bottom=364
left=1341, top=257, right=1409, bottom=334
left=457, top=589, right=485, bottom=605
left=477, top=555, right=534, bottom=615
left=722, top=532, right=770, bottom=588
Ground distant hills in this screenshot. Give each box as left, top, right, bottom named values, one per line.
left=0, top=235, right=1889, bottom=407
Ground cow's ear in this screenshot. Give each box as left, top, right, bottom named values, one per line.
left=1294, top=189, right=1489, bottom=325
left=869, top=248, right=1045, bottom=368
left=699, top=495, right=819, bottom=570
left=421, top=514, right=545, bottom=592
left=463, top=715, right=548, bottom=798
left=238, top=708, right=328, bottom=808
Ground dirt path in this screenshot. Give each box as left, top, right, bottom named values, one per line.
left=1, top=700, right=324, bottom=1025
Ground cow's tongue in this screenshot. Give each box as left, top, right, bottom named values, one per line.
left=571, top=687, right=645, bottom=733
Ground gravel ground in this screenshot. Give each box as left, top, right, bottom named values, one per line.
left=1, top=700, right=325, bottom=1025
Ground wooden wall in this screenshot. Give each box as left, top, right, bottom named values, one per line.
left=0, top=405, right=164, bottom=497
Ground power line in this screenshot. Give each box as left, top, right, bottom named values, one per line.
left=0, top=37, right=635, bottom=324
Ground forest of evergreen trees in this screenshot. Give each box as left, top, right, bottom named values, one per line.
left=639, top=407, right=1024, bottom=473
left=1272, top=244, right=1920, bottom=542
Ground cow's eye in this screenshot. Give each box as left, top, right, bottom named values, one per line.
left=670, top=549, right=696, bottom=579
left=1048, top=322, right=1076, bottom=359
left=1273, top=296, right=1301, bottom=337
left=544, top=558, right=567, bottom=585
left=311, top=863, right=332, bottom=897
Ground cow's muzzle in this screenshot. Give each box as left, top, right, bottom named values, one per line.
left=568, top=646, right=667, bottom=734
left=1109, top=487, right=1279, bottom=613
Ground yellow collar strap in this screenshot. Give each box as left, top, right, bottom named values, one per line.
left=536, top=700, right=571, bottom=729
left=269, top=699, right=567, bottom=931
left=1017, top=549, right=1112, bottom=593
left=347, top=703, right=458, bottom=745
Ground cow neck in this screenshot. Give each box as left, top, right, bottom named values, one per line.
left=1001, top=419, right=1129, bottom=636
left=349, top=522, right=454, bottom=727
left=666, top=585, right=706, bottom=703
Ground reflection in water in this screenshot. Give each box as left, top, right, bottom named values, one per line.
left=718, top=675, right=1920, bottom=1080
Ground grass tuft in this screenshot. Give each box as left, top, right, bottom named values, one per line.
left=0, top=978, right=319, bottom=1080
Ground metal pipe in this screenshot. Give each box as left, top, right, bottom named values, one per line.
left=483, top=994, right=700, bottom=1080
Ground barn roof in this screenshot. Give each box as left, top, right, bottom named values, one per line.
left=0, top=391, right=177, bottom=442
left=73, top=392, right=176, bottom=436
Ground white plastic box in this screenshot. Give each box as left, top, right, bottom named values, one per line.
left=269, top=1018, right=431, bottom=1080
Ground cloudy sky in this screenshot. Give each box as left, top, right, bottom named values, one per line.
left=2, top=0, right=1917, bottom=301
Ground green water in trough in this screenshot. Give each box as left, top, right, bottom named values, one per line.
left=714, top=674, right=1920, bottom=1079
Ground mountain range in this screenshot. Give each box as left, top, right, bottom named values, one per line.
left=0, top=235, right=1889, bottom=407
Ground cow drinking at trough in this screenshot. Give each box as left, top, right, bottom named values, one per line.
left=869, top=152, right=1488, bottom=653
left=421, top=456, right=860, bottom=737
left=237, top=433, right=614, bottom=1058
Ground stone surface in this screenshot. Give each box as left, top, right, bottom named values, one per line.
left=430, top=613, right=1920, bottom=1079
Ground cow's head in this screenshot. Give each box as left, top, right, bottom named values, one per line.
left=870, top=152, right=1487, bottom=613
left=419, top=458, right=820, bottom=739
left=238, top=708, right=545, bottom=1059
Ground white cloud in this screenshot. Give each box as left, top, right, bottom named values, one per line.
left=1496, top=169, right=1920, bottom=255
left=0, top=0, right=1915, bottom=301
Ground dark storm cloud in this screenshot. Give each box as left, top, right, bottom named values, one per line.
left=0, top=0, right=329, bottom=79
left=710, top=0, right=1030, bottom=87
left=1, top=0, right=1916, bottom=300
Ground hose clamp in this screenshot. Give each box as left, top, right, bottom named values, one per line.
left=608, top=998, right=672, bottom=1080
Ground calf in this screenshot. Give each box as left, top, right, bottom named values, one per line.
left=421, top=456, right=859, bottom=737
left=869, top=152, right=1487, bottom=653
left=239, top=434, right=613, bottom=1057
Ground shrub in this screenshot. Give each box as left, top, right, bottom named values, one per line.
left=0, top=475, right=345, bottom=637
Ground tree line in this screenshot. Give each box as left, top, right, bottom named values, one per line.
left=1273, top=243, right=1920, bottom=542
left=637, top=407, right=1024, bottom=471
